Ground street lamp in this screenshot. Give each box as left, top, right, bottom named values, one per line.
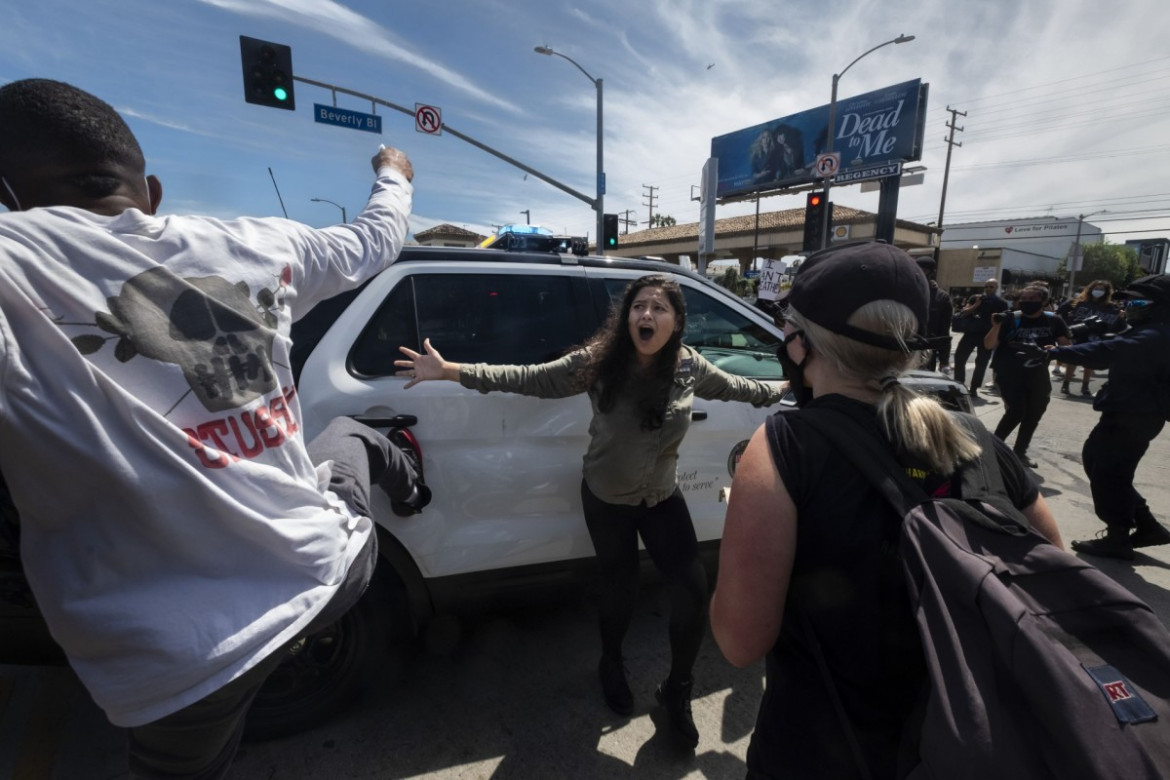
left=1067, top=210, right=1106, bottom=295
left=535, top=45, right=604, bottom=254
left=821, top=33, right=915, bottom=249
left=310, top=197, right=346, bottom=224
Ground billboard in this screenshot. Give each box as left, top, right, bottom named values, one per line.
left=711, top=79, right=927, bottom=199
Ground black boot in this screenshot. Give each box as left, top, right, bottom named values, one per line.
left=598, top=654, right=633, bottom=715
left=1014, top=450, right=1038, bottom=469
left=1071, top=526, right=1135, bottom=560
left=655, top=676, right=699, bottom=748
left=1131, top=507, right=1170, bottom=549
left=388, top=428, right=432, bottom=516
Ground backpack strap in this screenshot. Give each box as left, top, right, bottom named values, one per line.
left=796, top=404, right=928, bottom=516
left=1005, top=311, right=1022, bottom=339
left=798, top=404, right=1028, bottom=535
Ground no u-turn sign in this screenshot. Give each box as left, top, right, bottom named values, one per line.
left=814, top=153, right=841, bottom=177
left=415, top=104, right=442, bottom=135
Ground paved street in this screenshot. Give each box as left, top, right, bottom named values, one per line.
left=2, top=372, right=1169, bottom=780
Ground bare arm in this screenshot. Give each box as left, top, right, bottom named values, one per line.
left=1022, top=493, right=1064, bottom=549
left=983, top=319, right=1002, bottom=351
left=710, top=425, right=797, bottom=668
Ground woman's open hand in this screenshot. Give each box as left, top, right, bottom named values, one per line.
left=395, top=338, right=453, bottom=389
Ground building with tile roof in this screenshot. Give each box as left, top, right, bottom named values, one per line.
left=413, top=223, right=487, bottom=247
left=602, top=205, right=938, bottom=270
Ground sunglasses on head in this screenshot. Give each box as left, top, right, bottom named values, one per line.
left=1124, top=299, right=1153, bottom=309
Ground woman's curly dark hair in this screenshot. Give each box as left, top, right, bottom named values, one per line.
left=579, top=275, right=686, bottom=430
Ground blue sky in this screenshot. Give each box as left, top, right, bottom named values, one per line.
left=2, top=0, right=1168, bottom=247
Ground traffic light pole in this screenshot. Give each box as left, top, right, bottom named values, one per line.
left=291, top=75, right=597, bottom=215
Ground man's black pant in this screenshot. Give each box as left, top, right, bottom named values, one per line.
left=993, top=367, right=1052, bottom=456
left=1082, top=411, right=1166, bottom=529
left=953, top=331, right=992, bottom=389
left=924, top=335, right=953, bottom=371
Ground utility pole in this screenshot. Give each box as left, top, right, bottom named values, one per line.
left=934, top=106, right=966, bottom=264
left=750, top=197, right=761, bottom=276
left=619, top=210, right=636, bottom=235
left=1067, top=210, right=1105, bottom=295
left=520, top=209, right=530, bottom=225
left=642, top=184, right=658, bottom=226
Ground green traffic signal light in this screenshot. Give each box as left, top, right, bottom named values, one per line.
left=240, top=36, right=296, bottom=111
left=602, top=213, right=619, bottom=250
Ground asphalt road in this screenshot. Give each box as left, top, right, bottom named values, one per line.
left=2, top=368, right=1169, bottom=780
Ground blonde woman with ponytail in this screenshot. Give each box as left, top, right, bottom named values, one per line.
left=710, top=243, right=1062, bottom=780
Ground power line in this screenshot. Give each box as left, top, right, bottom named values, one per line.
left=929, top=55, right=1170, bottom=112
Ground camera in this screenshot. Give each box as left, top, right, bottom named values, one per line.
left=991, top=312, right=1008, bottom=324
left=1069, top=315, right=1109, bottom=340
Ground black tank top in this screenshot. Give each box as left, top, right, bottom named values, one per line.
left=748, top=394, right=1037, bottom=779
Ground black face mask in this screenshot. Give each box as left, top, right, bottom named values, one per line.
left=1019, top=300, right=1044, bottom=316
left=777, top=331, right=814, bottom=408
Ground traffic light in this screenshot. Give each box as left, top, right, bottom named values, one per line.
left=802, top=191, right=828, bottom=252
left=240, top=35, right=296, bottom=110
left=603, top=213, right=619, bottom=250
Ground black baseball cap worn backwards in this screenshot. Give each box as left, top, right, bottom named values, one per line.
left=782, top=241, right=931, bottom=351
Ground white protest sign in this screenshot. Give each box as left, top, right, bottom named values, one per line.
left=757, top=260, right=782, bottom=301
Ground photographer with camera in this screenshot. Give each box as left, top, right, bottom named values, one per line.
left=1055, top=280, right=1124, bottom=396
left=1034, top=275, right=1170, bottom=560
left=951, top=278, right=1009, bottom=401
left=984, top=285, right=1071, bottom=467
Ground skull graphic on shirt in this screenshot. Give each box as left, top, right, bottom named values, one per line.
left=76, top=266, right=280, bottom=412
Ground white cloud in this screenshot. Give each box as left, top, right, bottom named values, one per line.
left=197, top=0, right=520, bottom=112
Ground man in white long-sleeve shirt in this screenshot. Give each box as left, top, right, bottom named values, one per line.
left=0, top=78, right=420, bottom=778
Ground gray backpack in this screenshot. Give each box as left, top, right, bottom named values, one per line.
left=799, top=406, right=1170, bottom=780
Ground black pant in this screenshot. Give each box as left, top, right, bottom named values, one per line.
left=581, top=482, right=708, bottom=682
left=924, top=335, right=953, bottom=371
left=953, top=331, right=992, bottom=390
left=1082, top=411, right=1166, bottom=529
left=993, top=367, right=1051, bottom=456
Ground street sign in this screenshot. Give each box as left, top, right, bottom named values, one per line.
left=814, top=153, right=841, bottom=177
left=314, top=104, right=382, bottom=134
left=834, top=161, right=902, bottom=185
left=415, top=103, right=442, bottom=135
left=861, top=169, right=922, bottom=192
